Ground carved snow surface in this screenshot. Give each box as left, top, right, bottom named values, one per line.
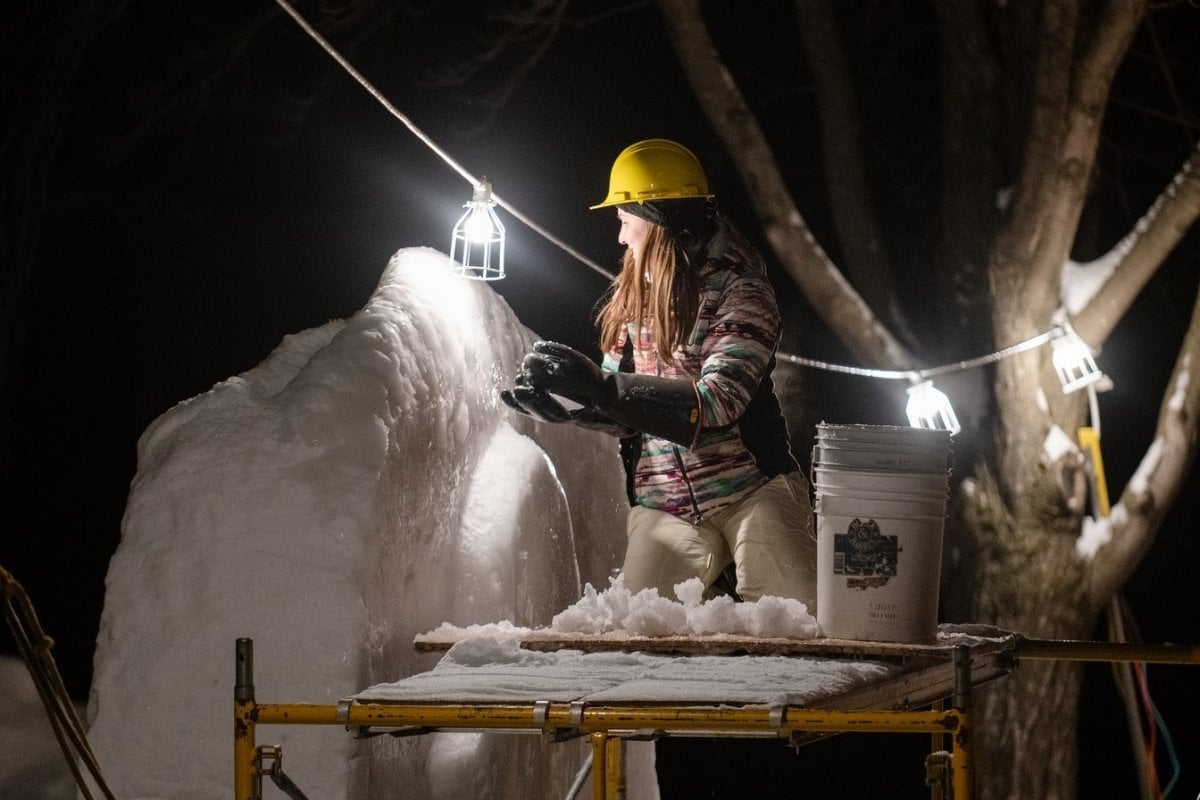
left=84, top=248, right=632, bottom=800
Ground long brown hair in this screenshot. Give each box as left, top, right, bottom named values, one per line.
left=596, top=223, right=699, bottom=364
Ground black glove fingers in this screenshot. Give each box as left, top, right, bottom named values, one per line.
left=532, top=340, right=571, bottom=358
left=499, top=389, right=526, bottom=414
left=520, top=352, right=562, bottom=389
left=511, top=384, right=571, bottom=423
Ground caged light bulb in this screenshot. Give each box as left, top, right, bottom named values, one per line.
left=450, top=178, right=506, bottom=280
left=1052, top=332, right=1103, bottom=394
left=464, top=206, right=497, bottom=244
left=906, top=380, right=961, bottom=435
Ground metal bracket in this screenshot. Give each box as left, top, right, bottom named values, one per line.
left=925, top=750, right=952, bottom=799
left=768, top=704, right=787, bottom=730
left=533, top=700, right=551, bottom=729
left=256, top=745, right=312, bottom=800
left=539, top=700, right=586, bottom=742
left=532, top=699, right=584, bottom=741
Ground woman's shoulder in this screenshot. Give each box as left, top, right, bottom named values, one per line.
left=700, top=220, right=766, bottom=277
left=699, top=254, right=772, bottom=296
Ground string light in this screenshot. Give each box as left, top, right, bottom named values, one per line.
left=450, top=178, right=505, bottom=280
left=1052, top=328, right=1104, bottom=394
left=781, top=324, right=1106, bottom=434
left=905, top=381, right=962, bottom=435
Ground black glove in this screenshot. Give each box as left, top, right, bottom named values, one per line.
left=499, top=376, right=571, bottom=423
left=521, top=341, right=613, bottom=408
left=522, top=341, right=701, bottom=447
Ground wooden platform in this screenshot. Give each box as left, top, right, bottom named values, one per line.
left=351, top=626, right=1018, bottom=717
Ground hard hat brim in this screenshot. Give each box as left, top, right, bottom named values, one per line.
left=589, top=190, right=714, bottom=211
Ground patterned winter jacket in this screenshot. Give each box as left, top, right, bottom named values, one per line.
left=601, top=217, right=799, bottom=521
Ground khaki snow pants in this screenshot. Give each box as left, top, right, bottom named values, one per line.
left=620, top=471, right=818, bottom=609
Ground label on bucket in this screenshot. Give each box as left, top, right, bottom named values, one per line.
left=832, top=518, right=898, bottom=589
left=816, top=511, right=944, bottom=643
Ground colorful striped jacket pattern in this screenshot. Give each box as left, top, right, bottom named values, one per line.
left=601, top=220, right=782, bottom=521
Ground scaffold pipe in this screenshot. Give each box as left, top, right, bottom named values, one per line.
left=1016, top=638, right=1200, bottom=665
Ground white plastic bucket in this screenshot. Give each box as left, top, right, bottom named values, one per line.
left=816, top=423, right=951, bottom=449
left=814, top=423, right=952, bottom=473
left=812, top=444, right=951, bottom=473
left=815, top=491, right=946, bottom=522
left=813, top=467, right=948, bottom=499
left=815, top=503, right=944, bottom=642
left=811, top=423, right=951, bottom=643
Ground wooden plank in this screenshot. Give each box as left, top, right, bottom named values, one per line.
left=415, top=631, right=1017, bottom=665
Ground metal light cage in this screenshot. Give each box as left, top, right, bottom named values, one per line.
left=450, top=178, right=506, bottom=280
left=1052, top=332, right=1103, bottom=394
left=906, top=381, right=962, bottom=435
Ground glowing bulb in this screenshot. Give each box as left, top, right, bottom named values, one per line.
left=906, top=381, right=961, bottom=435
left=450, top=178, right=506, bottom=280
left=464, top=207, right=497, bottom=243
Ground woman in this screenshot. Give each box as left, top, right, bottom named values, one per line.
left=504, top=138, right=815, bottom=607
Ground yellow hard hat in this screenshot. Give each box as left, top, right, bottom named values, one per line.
left=590, top=139, right=713, bottom=210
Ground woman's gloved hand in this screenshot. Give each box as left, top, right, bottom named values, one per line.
left=520, top=341, right=613, bottom=407
left=499, top=375, right=571, bottom=423
left=522, top=340, right=701, bottom=447
left=501, top=376, right=635, bottom=436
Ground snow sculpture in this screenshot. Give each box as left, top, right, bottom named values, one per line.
left=84, top=248, right=632, bottom=799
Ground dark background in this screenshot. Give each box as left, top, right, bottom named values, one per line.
left=3, top=2, right=1198, bottom=797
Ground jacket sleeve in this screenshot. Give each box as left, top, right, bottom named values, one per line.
left=600, top=325, right=629, bottom=373
left=694, top=269, right=781, bottom=429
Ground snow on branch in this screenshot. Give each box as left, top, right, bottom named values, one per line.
left=1070, top=137, right=1200, bottom=346
left=1087, top=318, right=1200, bottom=610
left=1018, top=1, right=1145, bottom=294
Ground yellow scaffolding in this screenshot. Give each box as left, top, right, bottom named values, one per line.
left=232, top=635, right=1200, bottom=800
left=234, top=636, right=1000, bottom=800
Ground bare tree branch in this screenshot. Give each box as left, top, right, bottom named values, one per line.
left=998, top=0, right=1079, bottom=301
left=1072, top=137, right=1200, bottom=347
left=931, top=0, right=1004, bottom=351
left=416, top=0, right=570, bottom=129
left=1027, top=0, right=1148, bottom=292
left=1087, top=283, right=1200, bottom=610
left=992, top=2, right=1146, bottom=345
left=66, top=6, right=281, bottom=209
left=656, top=0, right=914, bottom=368
left=792, top=0, right=899, bottom=328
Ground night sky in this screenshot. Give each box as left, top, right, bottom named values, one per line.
left=3, top=2, right=1198, bottom=797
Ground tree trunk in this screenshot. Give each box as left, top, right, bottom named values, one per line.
left=948, top=444, right=1096, bottom=800
left=654, top=3, right=1193, bottom=798
left=976, top=658, right=1086, bottom=799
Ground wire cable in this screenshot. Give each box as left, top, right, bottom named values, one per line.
left=1121, top=598, right=1183, bottom=799
left=779, top=326, right=1067, bottom=382
left=273, top=0, right=614, bottom=281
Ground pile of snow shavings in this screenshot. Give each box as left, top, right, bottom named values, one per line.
left=420, top=576, right=819, bottom=648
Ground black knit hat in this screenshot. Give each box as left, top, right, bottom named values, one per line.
left=620, top=197, right=715, bottom=242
